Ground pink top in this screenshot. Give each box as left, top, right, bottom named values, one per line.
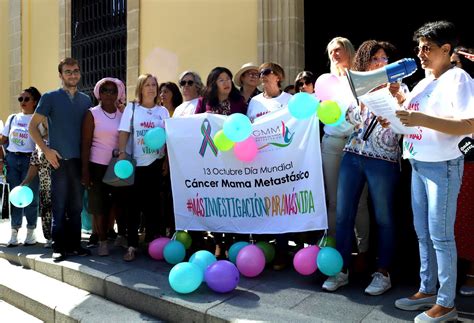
left=89, top=105, right=123, bottom=165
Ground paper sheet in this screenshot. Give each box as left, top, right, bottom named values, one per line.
left=358, top=89, right=420, bottom=135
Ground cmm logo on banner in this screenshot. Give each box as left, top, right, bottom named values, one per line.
left=166, top=108, right=327, bottom=234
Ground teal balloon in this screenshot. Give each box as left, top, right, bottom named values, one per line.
left=288, top=92, right=320, bottom=119
left=144, top=127, right=166, bottom=150
left=169, top=262, right=203, bottom=294
left=189, top=250, right=217, bottom=277
left=223, top=113, right=252, bottom=143
left=163, top=240, right=186, bottom=265
left=9, top=186, right=33, bottom=208
left=317, top=247, right=343, bottom=276
left=228, top=241, right=249, bottom=264
left=114, top=160, right=133, bottom=179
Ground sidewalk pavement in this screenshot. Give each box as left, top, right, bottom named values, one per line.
left=0, top=219, right=473, bottom=322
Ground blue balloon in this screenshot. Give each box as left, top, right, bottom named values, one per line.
left=288, top=92, right=320, bottom=120
left=228, top=241, right=249, bottom=264
left=9, top=186, right=33, bottom=208
left=169, top=262, right=203, bottom=294
left=189, top=250, right=217, bottom=278
left=317, top=247, right=343, bottom=276
left=144, top=127, right=166, bottom=150
left=114, top=160, right=133, bottom=179
left=163, top=240, right=186, bottom=265
left=223, top=113, right=252, bottom=143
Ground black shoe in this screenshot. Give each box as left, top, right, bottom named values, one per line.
left=87, top=233, right=98, bottom=248
left=52, top=251, right=67, bottom=262
left=68, top=246, right=92, bottom=257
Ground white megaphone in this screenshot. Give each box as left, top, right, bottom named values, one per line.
left=346, top=58, right=417, bottom=99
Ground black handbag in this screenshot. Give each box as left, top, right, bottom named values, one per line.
left=103, top=102, right=136, bottom=187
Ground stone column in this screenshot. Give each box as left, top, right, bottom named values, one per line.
left=9, top=0, right=21, bottom=113
left=127, top=0, right=140, bottom=101
left=59, top=0, right=71, bottom=60
left=257, top=0, right=305, bottom=87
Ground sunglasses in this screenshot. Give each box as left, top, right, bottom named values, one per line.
left=414, top=45, right=432, bottom=54
left=18, top=96, right=31, bottom=103
left=100, top=87, right=118, bottom=95
left=296, top=80, right=312, bottom=88
left=259, top=68, right=273, bottom=77
left=179, top=80, right=194, bottom=87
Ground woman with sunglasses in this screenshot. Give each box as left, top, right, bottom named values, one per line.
left=294, top=71, right=316, bottom=94
left=391, top=21, right=474, bottom=322
left=0, top=87, right=41, bottom=247
left=246, top=62, right=292, bottom=122
left=322, top=40, right=406, bottom=296
left=81, top=78, right=126, bottom=257
left=174, top=71, right=204, bottom=117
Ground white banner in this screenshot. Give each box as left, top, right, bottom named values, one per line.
left=166, top=108, right=327, bottom=234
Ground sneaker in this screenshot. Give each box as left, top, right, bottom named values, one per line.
left=98, top=241, right=109, bottom=256
left=44, top=239, right=53, bottom=248
left=365, top=272, right=392, bottom=295
left=68, top=246, right=92, bottom=257
left=52, top=251, right=67, bottom=262
left=24, top=228, right=37, bottom=246
left=123, top=246, right=136, bottom=261
left=395, top=295, right=437, bottom=311
left=322, top=271, right=349, bottom=292
left=7, top=229, right=19, bottom=247
left=114, top=235, right=128, bottom=248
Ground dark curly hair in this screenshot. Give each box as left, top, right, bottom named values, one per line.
left=353, top=40, right=396, bottom=72
left=23, top=86, right=42, bottom=109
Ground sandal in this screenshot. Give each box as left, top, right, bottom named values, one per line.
left=123, top=246, right=136, bottom=261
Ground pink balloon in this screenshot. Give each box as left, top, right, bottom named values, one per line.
left=148, top=237, right=171, bottom=260
left=236, top=244, right=266, bottom=277
left=314, top=73, right=342, bottom=101
left=233, top=136, right=258, bottom=162
left=293, top=245, right=320, bottom=276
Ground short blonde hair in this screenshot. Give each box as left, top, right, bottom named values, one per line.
left=327, top=37, right=355, bottom=75
left=135, top=74, right=159, bottom=104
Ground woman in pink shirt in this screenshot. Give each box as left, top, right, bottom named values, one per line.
left=81, top=77, right=126, bottom=256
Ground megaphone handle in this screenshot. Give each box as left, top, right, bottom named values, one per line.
left=362, top=115, right=378, bottom=141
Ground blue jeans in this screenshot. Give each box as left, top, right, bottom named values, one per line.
left=410, top=157, right=463, bottom=308
left=50, top=159, right=84, bottom=252
left=5, top=153, right=39, bottom=229
left=336, top=153, right=400, bottom=270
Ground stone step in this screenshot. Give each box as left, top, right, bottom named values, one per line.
left=0, top=258, right=160, bottom=322
left=0, top=299, right=42, bottom=322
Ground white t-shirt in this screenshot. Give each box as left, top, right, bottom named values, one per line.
left=2, top=113, right=36, bottom=153
left=247, top=92, right=292, bottom=121
left=118, top=102, right=170, bottom=166
left=402, top=67, right=474, bottom=162
left=173, top=98, right=199, bottom=117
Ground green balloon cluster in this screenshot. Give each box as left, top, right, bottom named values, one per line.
left=317, top=100, right=341, bottom=125
left=175, top=231, right=192, bottom=249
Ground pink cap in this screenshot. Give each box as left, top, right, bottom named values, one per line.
left=93, top=77, right=126, bottom=103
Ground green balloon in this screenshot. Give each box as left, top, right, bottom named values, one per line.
left=175, top=231, right=192, bottom=249
left=214, top=130, right=235, bottom=151
left=256, top=241, right=276, bottom=263
left=317, top=100, right=341, bottom=125
left=318, top=236, right=336, bottom=248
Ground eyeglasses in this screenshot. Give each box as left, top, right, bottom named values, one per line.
left=179, top=80, right=194, bottom=87
left=414, top=45, right=433, bottom=54
left=100, top=88, right=118, bottom=95
left=259, top=68, right=273, bottom=77
left=296, top=80, right=312, bottom=88
left=245, top=71, right=260, bottom=78
left=370, top=57, right=389, bottom=64
left=63, top=69, right=80, bottom=76
left=18, top=96, right=31, bottom=103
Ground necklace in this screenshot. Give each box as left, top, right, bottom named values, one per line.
left=101, top=107, right=117, bottom=119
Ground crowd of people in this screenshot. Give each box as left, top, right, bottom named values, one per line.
left=1, top=20, right=473, bottom=322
